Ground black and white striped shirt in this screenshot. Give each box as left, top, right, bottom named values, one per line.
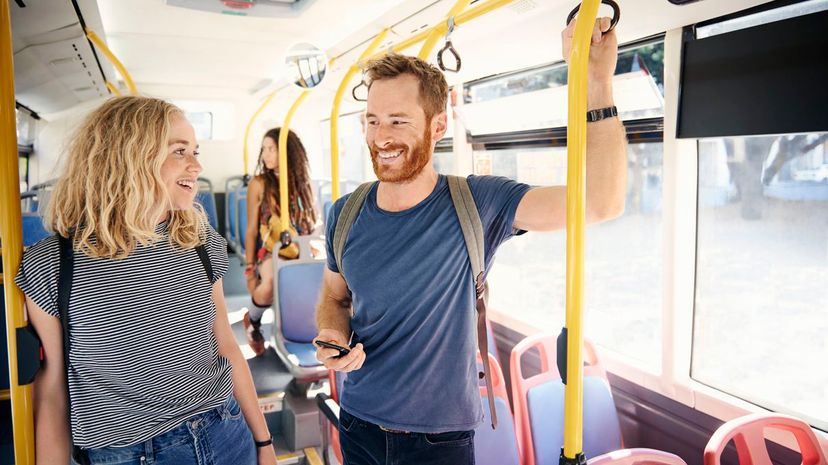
left=15, top=223, right=234, bottom=449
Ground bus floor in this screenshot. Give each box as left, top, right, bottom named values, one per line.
left=224, top=255, right=328, bottom=465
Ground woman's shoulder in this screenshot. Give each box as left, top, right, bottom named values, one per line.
left=21, top=234, right=61, bottom=266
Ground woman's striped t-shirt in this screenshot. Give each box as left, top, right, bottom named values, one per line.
left=14, top=223, right=234, bottom=449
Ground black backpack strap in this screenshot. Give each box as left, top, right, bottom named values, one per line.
left=57, top=235, right=73, bottom=381
left=195, top=244, right=213, bottom=284
left=57, top=235, right=90, bottom=464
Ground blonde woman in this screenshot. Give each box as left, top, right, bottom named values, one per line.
left=15, top=96, right=277, bottom=465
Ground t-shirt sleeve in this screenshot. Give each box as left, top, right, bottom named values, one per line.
left=467, top=175, right=532, bottom=263
left=205, top=226, right=229, bottom=284
left=325, top=195, right=349, bottom=273
left=14, top=236, right=61, bottom=318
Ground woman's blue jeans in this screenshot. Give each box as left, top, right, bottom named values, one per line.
left=78, top=396, right=256, bottom=465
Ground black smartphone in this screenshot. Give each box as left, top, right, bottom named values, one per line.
left=315, top=339, right=351, bottom=358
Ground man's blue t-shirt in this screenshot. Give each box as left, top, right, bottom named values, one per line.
left=325, top=174, right=531, bottom=433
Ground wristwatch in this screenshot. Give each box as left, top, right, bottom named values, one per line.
left=254, top=435, right=273, bottom=448
left=586, top=106, right=618, bottom=123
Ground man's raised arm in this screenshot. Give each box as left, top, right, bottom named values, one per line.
left=514, top=17, right=627, bottom=232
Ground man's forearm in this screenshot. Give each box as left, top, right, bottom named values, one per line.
left=586, top=82, right=627, bottom=222
left=316, top=294, right=351, bottom=336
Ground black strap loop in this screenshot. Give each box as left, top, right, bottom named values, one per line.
left=566, top=0, right=620, bottom=33
left=351, top=78, right=368, bottom=102
left=437, top=40, right=462, bottom=73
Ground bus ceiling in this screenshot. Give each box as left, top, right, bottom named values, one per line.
left=10, top=0, right=115, bottom=117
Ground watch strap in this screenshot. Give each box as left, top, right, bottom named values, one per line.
left=586, top=106, right=618, bottom=122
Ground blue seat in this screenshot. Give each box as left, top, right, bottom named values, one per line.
left=474, top=354, right=521, bottom=465
left=196, top=191, right=218, bottom=230
left=271, top=238, right=327, bottom=380
left=476, top=397, right=521, bottom=465
left=237, top=194, right=248, bottom=256
left=527, top=376, right=622, bottom=465
left=22, top=214, right=50, bottom=247
left=227, top=189, right=238, bottom=245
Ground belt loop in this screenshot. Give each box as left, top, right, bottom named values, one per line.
left=143, top=438, right=154, bottom=463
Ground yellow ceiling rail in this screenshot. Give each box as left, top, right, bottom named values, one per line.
left=563, top=0, right=601, bottom=460
left=363, top=0, right=515, bottom=62
left=329, top=28, right=389, bottom=202
left=243, top=89, right=279, bottom=177
left=1, top=0, right=36, bottom=463
left=85, top=28, right=138, bottom=95
left=105, top=80, right=122, bottom=96
left=278, top=90, right=311, bottom=233
left=417, top=0, right=470, bottom=60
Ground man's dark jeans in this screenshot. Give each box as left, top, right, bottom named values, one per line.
left=339, top=409, right=475, bottom=465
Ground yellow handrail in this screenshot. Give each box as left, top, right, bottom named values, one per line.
left=278, top=91, right=311, bottom=233
left=563, top=0, right=600, bottom=459
left=243, top=89, right=279, bottom=177
left=417, top=0, right=470, bottom=60
left=1, top=0, right=36, bottom=463
left=329, top=29, right=389, bottom=202
left=85, top=28, right=138, bottom=95
left=105, top=80, right=122, bottom=96
left=363, top=0, right=515, bottom=62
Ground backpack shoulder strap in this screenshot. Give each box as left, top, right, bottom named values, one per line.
left=446, top=175, right=484, bottom=282
left=446, top=175, right=498, bottom=429
left=333, top=182, right=375, bottom=277
left=195, top=244, right=213, bottom=284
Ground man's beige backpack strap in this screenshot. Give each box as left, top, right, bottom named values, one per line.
left=332, top=176, right=497, bottom=429
left=333, top=181, right=375, bottom=276
left=446, top=175, right=497, bottom=430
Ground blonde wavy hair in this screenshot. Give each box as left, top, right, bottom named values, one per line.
left=46, top=96, right=208, bottom=259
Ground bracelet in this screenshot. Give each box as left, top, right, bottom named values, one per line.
left=586, top=106, right=618, bottom=123
left=254, top=435, right=273, bottom=448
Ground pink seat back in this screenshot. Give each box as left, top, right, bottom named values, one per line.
left=510, top=334, right=610, bottom=465
left=589, top=448, right=688, bottom=465
left=477, top=351, right=509, bottom=403
left=704, top=413, right=827, bottom=465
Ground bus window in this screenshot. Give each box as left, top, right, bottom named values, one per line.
left=487, top=142, right=664, bottom=372
left=693, top=131, right=828, bottom=431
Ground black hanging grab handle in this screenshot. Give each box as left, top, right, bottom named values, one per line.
left=437, top=17, right=462, bottom=73
left=437, top=41, right=462, bottom=73
left=566, top=0, right=620, bottom=33
left=351, top=78, right=368, bottom=102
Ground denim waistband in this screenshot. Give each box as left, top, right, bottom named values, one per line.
left=82, top=396, right=240, bottom=463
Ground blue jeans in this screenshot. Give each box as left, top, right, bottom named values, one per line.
left=339, top=409, right=475, bottom=465
left=79, top=397, right=256, bottom=465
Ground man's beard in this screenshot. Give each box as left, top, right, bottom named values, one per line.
left=369, top=124, right=432, bottom=183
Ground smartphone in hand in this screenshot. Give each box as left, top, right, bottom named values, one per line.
left=315, top=339, right=351, bottom=358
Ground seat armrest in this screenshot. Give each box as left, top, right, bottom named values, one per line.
left=316, top=393, right=341, bottom=428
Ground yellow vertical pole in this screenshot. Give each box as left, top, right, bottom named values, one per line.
left=329, top=29, right=389, bottom=202
left=1, top=0, right=36, bottom=463
left=278, top=91, right=310, bottom=232
left=417, top=0, right=470, bottom=60
left=563, top=0, right=600, bottom=459
left=243, top=90, right=278, bottom=177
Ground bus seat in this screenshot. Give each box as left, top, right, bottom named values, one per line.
left=22, top=213, right=50, bottom=247
left=224, top=176, right=245, bottom=252
left=237, top=194, right=248, bottom=256
left=196, top=178, right=219, bottom=230
left=475, top=352, right=521, bottom=465
left=20, top=190, right=38, bottom=213
left=704, top=413, right=827, bottom=465
left=271, top=236, right=327, bottom=381
left=316, top=369, right=345, bottom=465
left=511, top=334, right=620, bottom=465
left=588, top=448, right=689, bottom=465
